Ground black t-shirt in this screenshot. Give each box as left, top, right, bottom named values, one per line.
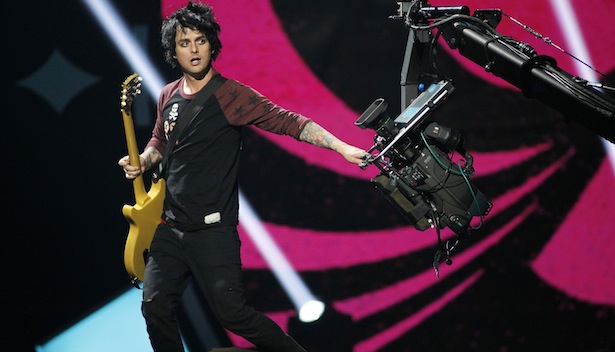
left=146, top=74, right=311, bottom=230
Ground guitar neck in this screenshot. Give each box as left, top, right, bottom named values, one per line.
left=122, top=110, right=148, bottom=205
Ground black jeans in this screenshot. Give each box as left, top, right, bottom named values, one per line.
left=141, top=223, right=306, bottom=352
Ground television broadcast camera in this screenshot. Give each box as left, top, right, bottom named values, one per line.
left=356, top=80, right=491, bottom=274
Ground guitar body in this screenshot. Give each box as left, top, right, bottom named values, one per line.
left=122, top=178, right=165, bottom=282
left=120, top=73, right=165, bottom=284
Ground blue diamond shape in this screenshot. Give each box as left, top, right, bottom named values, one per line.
left=18, top=49, right=100, bottom=114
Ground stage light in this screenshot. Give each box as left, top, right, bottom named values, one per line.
left=549, top=0, right=615, bottom=170
left=298, top=299, right=326, bottom=323
left=238, top=193, right=325, bottom=322
left=82, top=0, right=165, bottom=98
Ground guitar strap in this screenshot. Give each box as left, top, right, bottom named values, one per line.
left=156, top=74, right=227, bottom=179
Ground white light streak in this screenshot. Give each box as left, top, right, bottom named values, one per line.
left=239, top=193, right=325, bottom=322
left=83, top=0, right=323, bottom=321
left=82, top=0, right=165, bottom=98
left=549, top=0, right=615, bottom=170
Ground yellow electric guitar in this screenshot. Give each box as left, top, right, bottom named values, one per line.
left=120, top=73, right=165, bottom=285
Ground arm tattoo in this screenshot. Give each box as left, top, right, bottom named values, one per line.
left=144, top=147, right=162, bottom=171
left=299, top=121, right=339, bottom=150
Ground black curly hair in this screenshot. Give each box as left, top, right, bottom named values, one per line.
left=161, top=1, right=222, bottom=68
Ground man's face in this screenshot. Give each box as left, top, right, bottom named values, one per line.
left=174, top=27, right=212, bottom=77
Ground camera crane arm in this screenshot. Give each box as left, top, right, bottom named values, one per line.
left=395, top=3, right=615, bottom=143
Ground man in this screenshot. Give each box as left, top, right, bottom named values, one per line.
left=118, top=2, right=366, bottom=351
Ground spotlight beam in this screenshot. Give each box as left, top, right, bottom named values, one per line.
left=82, top=0, right=165, bottom=98
left=550, top=0, right=615, bottom=170
left=239, top=193, right=325, bottom=322
left=82, top=0, right=323, bottom=322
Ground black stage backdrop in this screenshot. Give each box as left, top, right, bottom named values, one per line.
left=3, top=0, right=615, bottom=351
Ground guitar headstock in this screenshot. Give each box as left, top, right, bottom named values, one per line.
left=120, top=73, right=142, bottom=113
